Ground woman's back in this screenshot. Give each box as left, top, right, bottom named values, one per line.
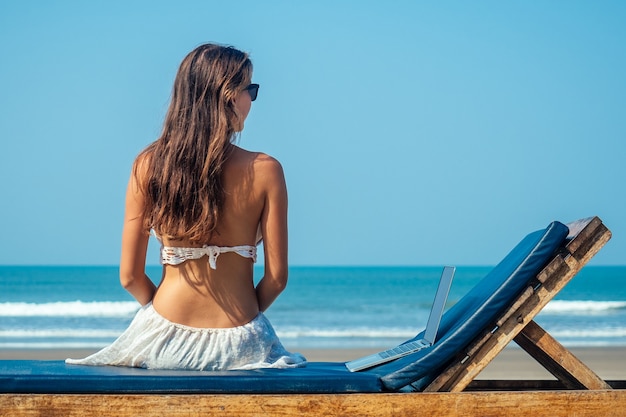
left=152, top=146, right=287, bottom=329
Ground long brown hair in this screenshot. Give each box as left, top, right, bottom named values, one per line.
left=136, top=43, right=252, bottom=243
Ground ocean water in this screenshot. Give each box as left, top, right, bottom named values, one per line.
left=0, top=265, right=625, bottom=350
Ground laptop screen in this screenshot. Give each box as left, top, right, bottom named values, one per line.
left=423, top=266, right=455, bottom=344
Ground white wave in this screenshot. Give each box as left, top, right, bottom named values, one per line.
left=2, top=326, right=624, bottom=342
left=277, top=327, right=415, bottom=339
left=543, top=300, right=626, bottom=314
left=0, top=301, right=139, bottom=317
left=550, top=328, right=626, bottom=338
left=0, top=329, right=122, bottom=338
left=0, top=342, right=109, bottom=349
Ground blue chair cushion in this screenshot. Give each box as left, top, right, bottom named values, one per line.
left=0, top=360, right=383, bottom=394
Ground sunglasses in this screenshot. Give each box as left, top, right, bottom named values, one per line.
left=245, top=83, right=259, bottom=102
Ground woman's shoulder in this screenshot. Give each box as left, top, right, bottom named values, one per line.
left=232, top=146, right=284, bottom=174
left=228, top=147, right=286, bottom=195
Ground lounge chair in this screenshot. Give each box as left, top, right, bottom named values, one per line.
left=1, top=216, right=625, bottom=416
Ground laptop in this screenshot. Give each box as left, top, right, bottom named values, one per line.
left=345, top=266, right=456, bottom=372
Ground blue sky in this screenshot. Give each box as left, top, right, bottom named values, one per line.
left=1, top=1, right=624, bottom=266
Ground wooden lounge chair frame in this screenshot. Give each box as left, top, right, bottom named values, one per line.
left=423, top=216, right=615, bottom=392
left=2, top=216, right=625, bottom=416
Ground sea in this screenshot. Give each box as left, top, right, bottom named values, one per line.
left=1, top=265, right=625, bottom=351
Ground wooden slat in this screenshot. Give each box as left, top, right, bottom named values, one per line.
left=495, top=286, right=534, bottom=327
left=514, top=320, right=611, bottom=390
left=565, top=217, right=604, bottom=260
left=535, top=252, right=570, bottom=284
left=467, top=380, right=626, bottom=391
left=3, top=391, right=626, bottom=417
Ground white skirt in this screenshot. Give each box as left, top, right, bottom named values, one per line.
left=66, top=303, right=306, bottom=371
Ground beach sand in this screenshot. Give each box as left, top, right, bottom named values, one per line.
left=1, top=346, right=624, bottom=380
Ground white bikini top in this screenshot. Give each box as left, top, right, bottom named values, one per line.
left=160, top=244, right=257, bottom=269
left=153, top=228, right=261, bottom=270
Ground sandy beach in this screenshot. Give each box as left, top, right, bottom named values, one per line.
left=2, top=346, right=624, bottom=380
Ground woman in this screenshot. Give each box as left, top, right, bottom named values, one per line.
left=67, top=44, right=306, bottom=370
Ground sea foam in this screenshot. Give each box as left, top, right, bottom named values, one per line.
left=0, top=301, right=139, bottom=317
left=543, top=300, right=626, bottom=314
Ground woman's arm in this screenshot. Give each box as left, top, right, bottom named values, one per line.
left=119, top=160, right=157, bottom=305
left=255, top=156, right=289, bottom=312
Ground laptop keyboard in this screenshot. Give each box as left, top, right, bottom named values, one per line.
left=379, top=339, right=429, bottom=358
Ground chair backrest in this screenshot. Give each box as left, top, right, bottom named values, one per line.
left=366, top=221, right=570, bottom=391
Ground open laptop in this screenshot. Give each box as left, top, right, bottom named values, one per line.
left=345, top=266, right=456, bottom=372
